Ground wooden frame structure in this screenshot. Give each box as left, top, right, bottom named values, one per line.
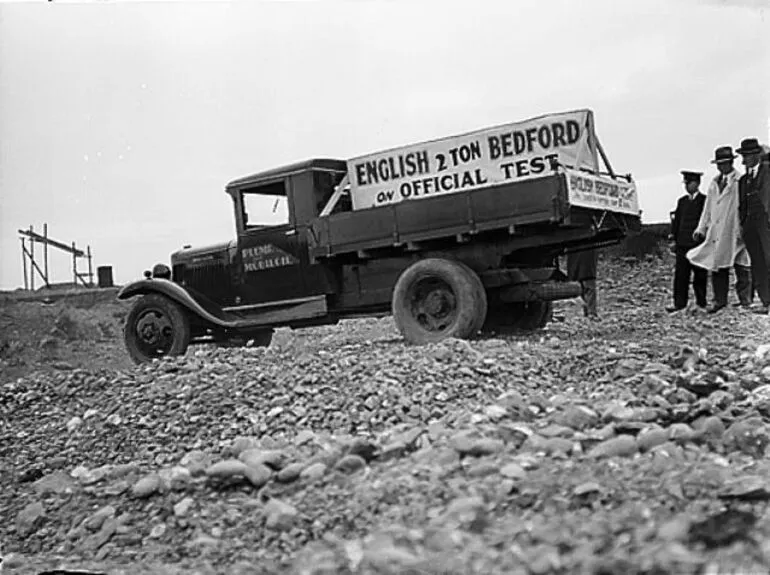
left=18, top=224, right=93, bottom=290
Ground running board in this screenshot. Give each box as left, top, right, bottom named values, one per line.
left=118, top=279, right=329, bottom=330
left=221, top=295, right=328, bottom=327
left=223, top=295, right=324, bottom=313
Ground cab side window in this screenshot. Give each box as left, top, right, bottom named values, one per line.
left=242, top=181, right=289, bottom=230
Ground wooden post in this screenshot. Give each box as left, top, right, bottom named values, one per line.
left=72, top=241, right=77, bottom=286
left=20, top=238, right=28, bottom=290
left=87, top=245, right=93, bottom=287
left=29, top=225, right=35, bottom=291
left=20, top=239, right=46, bottom=288
left=43, top=223, right=49, bottom=286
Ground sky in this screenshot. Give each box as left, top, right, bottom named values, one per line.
left=0, top=0, right=768, bottom=290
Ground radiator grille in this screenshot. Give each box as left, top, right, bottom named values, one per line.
left=173, top=262, right=232, bottom=304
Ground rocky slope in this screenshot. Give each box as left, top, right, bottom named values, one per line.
left=2, top=253, right=770, bottom=574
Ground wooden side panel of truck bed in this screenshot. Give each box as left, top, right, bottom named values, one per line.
left=309, top=174, right=565, bottom=258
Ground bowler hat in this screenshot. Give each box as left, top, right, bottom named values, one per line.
left=681, top=170, right=703, bottom=181
left=736, top=138, right=763, bottom=155
left=711, top=146, right=736, bottom=164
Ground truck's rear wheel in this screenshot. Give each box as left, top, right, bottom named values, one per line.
left=124, top=294, right=191, bottom=364
left=392, top=258, right=487, bottom=344
left=484, top=301, right=553, bottom=333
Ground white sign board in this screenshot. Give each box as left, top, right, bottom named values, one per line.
left=564, top=168, right=639, bottom=216
left=347, top=109, right=600, bottom=210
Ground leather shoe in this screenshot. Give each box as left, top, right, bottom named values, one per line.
left=753, top=305, right=770, bottom=315
left=707, top=304, right=726, bottom=314
left=665, top=305, right=684, bottom=313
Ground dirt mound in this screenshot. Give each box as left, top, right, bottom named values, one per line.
left=0, top=298, right=132, bottom=381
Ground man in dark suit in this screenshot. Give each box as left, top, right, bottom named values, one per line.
left=737, top=138, right=770, bottom=314
left=666, top=171, right=707, bottom=312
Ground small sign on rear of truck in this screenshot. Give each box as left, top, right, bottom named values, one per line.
left=565, top=169, right=639, bottom=216
left=347, top=109, right=601, bottom=210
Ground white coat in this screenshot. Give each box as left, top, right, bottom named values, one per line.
left=687, top=169, right=750, bottom=271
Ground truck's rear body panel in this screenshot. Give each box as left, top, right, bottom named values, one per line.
left=310, top=174, right=563, bottom=258
left=310, top=171, right=639, bottom=259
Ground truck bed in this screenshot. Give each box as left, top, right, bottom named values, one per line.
left=308, top=172, right=637, bottom=259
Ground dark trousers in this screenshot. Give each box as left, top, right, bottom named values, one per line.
left=743, top=216, right=770, bottom=306
left=711, top=266, right=753, bottom=307
left=674, top=247, right=707, bottom=308
left=579, top=279, right=597, bottom=317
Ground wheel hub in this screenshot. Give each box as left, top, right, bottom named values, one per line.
left=135, top=311, right=173, bottom=350
left=410, top=279, right=457, bottom=332
left=423, top=290, right=450, bottom=316
left=138, top=321, right=159, bottom=344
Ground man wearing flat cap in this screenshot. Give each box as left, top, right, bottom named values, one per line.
left=687, top=146, right=752, bottom=313
left=667, top=170, right=707, bottom=312
left=737, top=137, right=770, bottom=314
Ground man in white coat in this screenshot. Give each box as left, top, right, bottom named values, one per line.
left=688, top=146, right=752, bottom=313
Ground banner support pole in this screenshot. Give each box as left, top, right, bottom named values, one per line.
left=596, top=138, right=616, bottom=178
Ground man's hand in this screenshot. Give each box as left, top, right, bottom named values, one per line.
left=693, top=231, right=705, bottom=242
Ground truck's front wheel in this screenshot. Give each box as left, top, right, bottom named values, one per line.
left=392, top=258, right=487, bottom=344
left=124, top=294, right=191, bottom=364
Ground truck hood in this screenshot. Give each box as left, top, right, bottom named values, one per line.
left=171, top=240, right=237, bottom=265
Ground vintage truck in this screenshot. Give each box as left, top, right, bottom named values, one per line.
left=118, top=109, right=641, bottom=363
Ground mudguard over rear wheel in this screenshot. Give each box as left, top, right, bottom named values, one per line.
left=124, top=294, right=191, bottom=364
left=392, top=258, right=487, bottom=344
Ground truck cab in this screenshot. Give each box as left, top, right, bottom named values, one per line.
left=224, top=159, right=347, bottom=306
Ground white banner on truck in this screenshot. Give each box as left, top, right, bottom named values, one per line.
left=347, top=109, right=599, bottom=210
left=564, top=168, right=639, bottom=216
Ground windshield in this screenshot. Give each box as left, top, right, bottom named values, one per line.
left=242, top=191, right=289, bottom=228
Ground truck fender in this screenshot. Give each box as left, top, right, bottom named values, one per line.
left=117, top=279, right=229, bottom=328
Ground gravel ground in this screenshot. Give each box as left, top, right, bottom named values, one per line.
left=2, top=253, right=770, bottom=574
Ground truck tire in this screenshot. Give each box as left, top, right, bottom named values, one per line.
left=454, top=261, right=489, bottom=335
left=124, top=293, right=191, bottom=364
left=392, top=258, right=487, bottom=344
left=484, top=301, right=553, bottom=333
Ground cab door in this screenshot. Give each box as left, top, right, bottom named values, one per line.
left=235, top=224, right=309, bottom=305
